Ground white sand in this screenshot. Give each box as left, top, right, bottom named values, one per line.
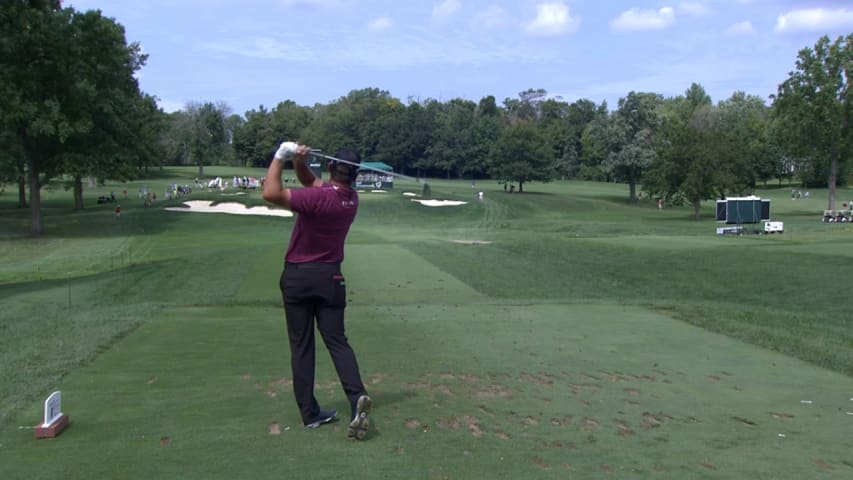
left=220, top=192, right=247, bottom=197
left=411, top=199, right=468, bottom=207
left=451, top=240, right=493, bottom=245
left=403, top=192, right=419, bottom=197
left=165, top=200, right=293, bottom=217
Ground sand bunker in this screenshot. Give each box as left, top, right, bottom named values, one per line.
left=451, top=240, right=493, bottom=245
left=403, top=192, right=419, bottom=197
left=165, top=200, right=293, bottom=217
left=411, top=199, right=468, bottom=207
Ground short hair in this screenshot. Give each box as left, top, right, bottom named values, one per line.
left=330, top=147, right=361, bottom=182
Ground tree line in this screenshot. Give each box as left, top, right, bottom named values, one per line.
left=2, top=1, right=851, bottom=234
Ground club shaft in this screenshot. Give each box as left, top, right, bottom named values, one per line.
left=310, top=152, right=421, bottom=183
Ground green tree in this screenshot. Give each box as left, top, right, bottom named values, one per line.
left=232, top=106, right=273, bottom=168
left=487, top=120, right=555, bottom=192
left=59, top=9, right=153, bottom=209
left=590, top=92, right=663, bottom=201
left=555, top=99, right=600, bottom=179
left=717, top=92, right=771, bottom=192
left=425, top=99, right=478, bottom=178
left=773, top=34, right=853, bottom=210
left=645, top=84, right=726, bottom=219
left=185, top=101, right=229, bottom=177
left=1, top=1, right=75, bottom=233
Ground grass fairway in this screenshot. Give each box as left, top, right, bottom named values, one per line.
left=1, top=172, right=852, bottom=479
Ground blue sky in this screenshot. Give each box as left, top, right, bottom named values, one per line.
left=64, top=1, right=853, bottom=116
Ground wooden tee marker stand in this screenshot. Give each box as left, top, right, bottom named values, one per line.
left=35, top=391, right=69, bottom=439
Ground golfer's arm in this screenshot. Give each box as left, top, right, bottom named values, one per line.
left=294, top=156, right=322, bottom=187
left=262, top=158, right=293, bottom=209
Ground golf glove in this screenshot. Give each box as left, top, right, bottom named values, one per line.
left=274, top=141, right=299, bottom=162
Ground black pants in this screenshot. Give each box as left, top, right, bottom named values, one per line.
left=280, top=262, right=366, bottom=423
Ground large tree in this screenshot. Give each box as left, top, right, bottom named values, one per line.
left=425, top=98, right=478, bottom=179
left=487, top=120, right=555, bottom=192
left=773, top=34, right=852, bottom=210
left=60, top=9, right=152, bottom=209
left=1, top=1, right=74, bottom=234
left=588, top=92, right=663, bottom=201
left=645, top=86, right=714, bottom=218
left=0, top=1, right=154, bottom=232
left=185, top=101, right=230, bottom=177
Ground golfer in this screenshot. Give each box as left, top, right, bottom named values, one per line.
left=262, top=142, right=371, bottom=440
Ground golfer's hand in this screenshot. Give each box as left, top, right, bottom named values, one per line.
left=293, top=145, right=311, bottom=163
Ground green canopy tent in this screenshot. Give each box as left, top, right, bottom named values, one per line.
left=355, top=161, right=394, bottom=189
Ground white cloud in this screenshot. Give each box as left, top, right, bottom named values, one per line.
left=472, top=5, right=511, bottom=30
left=203, top=28, right=556, bottom=70
left=367, top=16, right=393, bottom=31
left=205, top=36, right=315, bottom=61
left=679, top=2, right=710, bottom=17
left=523, top=2, right=580, bottom=36
left=775, top=8, right=853, bottom=33
left=726, top=20, right=756, bottom=36
left=610, top=7, right=676, bottom=31
left=432, top=0, right=462, bottom=21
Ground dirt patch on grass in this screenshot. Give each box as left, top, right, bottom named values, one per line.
left=770, top=412, right=795, bottom=419
left=405, top=418, right=421, bottom=429
left=570, top=382, right=603, bottom=392
left=532, top=456, right=550, bottom=470
left=495, top=431, right=511, bottom=440
left=159, top=436, right=171, bottom=446
left=450, top=240, right=492, bottom=245
left=813, top=459, right=834, bottom=472
left=550, top=416, right=572, bottom=427
left=641, top=413, right=663, bottom=429
left=615, top=420, right=634, bottom=437
left=438, top=417, right=461, bottom=429
left=521, top=372, right=555, bottom=386
left=434, top=384, right=455, bottom=396
left=521, top=416, right=539, bottom=426
left=475, top=384, right=516, bottom=398
left=268, top=422, right=281, bottom=435
left=733, top=416, right=757, bottom=426
left=581, top=418, right=600, bottom=430
left=462, top=416, right=485, bottom=437
left=438, top=372, right=483, bottom=382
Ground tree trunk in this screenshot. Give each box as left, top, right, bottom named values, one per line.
left=28, top=159, right=42, bottom=235
left=519, top=181, right=524, bottom=193
left=628, top=181, right=637, bottom=202
left=198, top=163, right=204, bottom=178
left=693, top=200, right=701, bottom=220
left=73, top=175, right=84, bottom=210
left=827, top=156, right=837, bottom=211
left=17, top=167, right=27, bottom=208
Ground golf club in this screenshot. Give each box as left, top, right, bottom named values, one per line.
left=309, top=150, right=422, bottom=184
left=275, top=141, right=432, bottom=198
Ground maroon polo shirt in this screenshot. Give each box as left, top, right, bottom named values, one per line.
left=285, top=182, right=358, bottom=263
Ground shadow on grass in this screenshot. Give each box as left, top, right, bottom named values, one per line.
left=1, top=204, right=186, bottom=240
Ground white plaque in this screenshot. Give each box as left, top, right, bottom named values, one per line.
left=43, top=391, right=63, bottom=426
